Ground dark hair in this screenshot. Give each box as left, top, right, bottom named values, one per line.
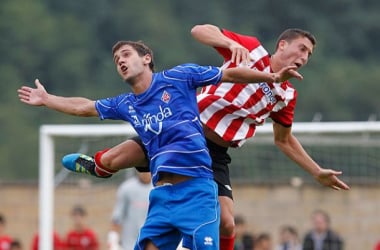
left=71, top=205, right=86, bottom=216
left=256, top=233, right=271, bottom=243
left=112, top=40, right=155, bottom=71
left=281, top=225, right=298, bottom=237
left=10, top=239, right=22, bottom=249
left=0, top=214, right=5, bottom=224
left=275, top=28, right=317, bottom=50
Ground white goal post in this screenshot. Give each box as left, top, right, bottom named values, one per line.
left=38, top=124, right=137, bottom=250
left=38, top=121, right=380, bottom=250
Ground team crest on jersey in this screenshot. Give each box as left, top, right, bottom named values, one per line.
left=161, top=90, right=171, bottom=103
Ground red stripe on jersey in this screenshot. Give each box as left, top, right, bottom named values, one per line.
left=241, top=86, right=265, bottom=110
left=223, top=118, right=244, bottom=142
left=197, top=94, right=221, bottom=114
left=206, top=104, right=241, bottom=130
left=223, top=84, right=247, bottom=103
left=200, top=84, right=218, bottom=96
left=245, top=124, right=256, bottom=139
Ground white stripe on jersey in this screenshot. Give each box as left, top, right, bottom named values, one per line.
left=163, top=65, right=222, bottom=83
left=249, top=45, right=268, bottom=63
left=142, top=119, right=193, bottom=146
left=150, top=148, right=209, bottom=161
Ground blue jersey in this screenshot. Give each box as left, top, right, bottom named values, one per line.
left=95, top=64, right=223, bottom=185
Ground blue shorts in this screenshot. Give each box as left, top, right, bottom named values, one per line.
left=134, top=177, right=220, bottom=250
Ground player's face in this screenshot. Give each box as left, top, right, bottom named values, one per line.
left=277, top=36, right=314, bottom=70
left=113, top=45, right=151, bottom=82
left=312, top=213, right=328, bottom=233
left=71, top=213, right=85, bottom=228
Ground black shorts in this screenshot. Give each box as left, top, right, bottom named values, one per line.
left=132, top=136, right=233, bottom=199
left=206, top=139, right=233, bottom=199
left=130, top=136, right=150, bottom=173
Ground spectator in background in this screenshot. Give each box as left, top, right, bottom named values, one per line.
left=0, top=214, right=12, bottom=250
left=9, top=240, right=22, bottom=250
left=65, top=205, right=99, bottom=250
left=302, top=209, right=343, bottom=250
left=31, top=231, right=65, bottom=250
left=275, top=225, right=301, bottom=250
left=107, top=171, right=152, bottom=250
left=374, top=241, right=380, bottom=250
left=374, top=240, right=380, bottom=250
left=233, top=215, right=254, bottom=250
left=254, top=233, right=272, bottom=250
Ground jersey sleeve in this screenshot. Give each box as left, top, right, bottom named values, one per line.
left=95, top=94, right=128, bottom=120
left=269, top=91, right=297, bottom=127
left=162, top=63, right=223, bottom=89
left=214, top=29, right=261, bottom=61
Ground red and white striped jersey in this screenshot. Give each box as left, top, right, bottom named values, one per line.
left=197, top=29, right=297, bottom=147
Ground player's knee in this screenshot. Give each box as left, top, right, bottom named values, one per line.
left=219, top=212, right=235, bottom=236
left=99, top=155, right=109, bottom=168
left=96, top=148, right=115, bottom=169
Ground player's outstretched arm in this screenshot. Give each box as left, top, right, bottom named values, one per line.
left=221, top=65, right=303, bottom=84
left=272, top=122, right=350, bottom=190
left=17, top=79, right=98, bottom=117
left=191, top=24, right=250, bottom=65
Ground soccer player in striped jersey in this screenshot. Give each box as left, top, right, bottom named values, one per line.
left=18, top=40, right=301, bottom=250
left=190, top=24, right=349, bottom=250
left=190, top=24, right=350, bottom=250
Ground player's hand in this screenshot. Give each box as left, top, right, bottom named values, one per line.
left=229, top=42, right=251, bottom=66
left=315, top=169, right=350, bottom=190
left=17, top=79, right=48, bottom=106
left=273, top=65, right=303, bottom=82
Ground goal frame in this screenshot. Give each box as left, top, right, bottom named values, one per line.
left=39, top=124, right=137, bottom=250
left=38, top=121, right=380, bottom=250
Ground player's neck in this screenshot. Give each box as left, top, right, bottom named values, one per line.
left=129, top=71, right=153, bottom=95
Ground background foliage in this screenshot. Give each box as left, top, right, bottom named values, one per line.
left=1, top=0, right=380, bottom=179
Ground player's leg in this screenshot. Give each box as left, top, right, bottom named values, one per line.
left=100, top=137, right=148, bottom=171
left=206, top=139, right=236, bottom=250
left=176, top=178, right=220, bottom=250
left=142, top=240, right=159, bottom=250
left=219, top=196, right=235, bottom=250
left=135, top=186, right=182, bottom=250
left=62, top=136, right=148, bottom=178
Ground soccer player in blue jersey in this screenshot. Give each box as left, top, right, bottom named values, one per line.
left=18, top=40, right=301, bottom=250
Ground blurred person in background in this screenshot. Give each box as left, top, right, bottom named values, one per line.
left=9, top=240, right=22, bottom=250
left=374, top=240, right=380, bottom=250
left=65, top=205, right=99, bottom=250
left=302, top=209, right=343, bottom=250
left=253, top=233, right=272, bottom=250
left=107, top=171, right=152, bottom=250
left=233, top=215, right=254, bottom=250
left=275, top=225, right=301, bottom=250
left=0, top=214, right=12, bottom=250
left=31, top=231, right=65, bottom=250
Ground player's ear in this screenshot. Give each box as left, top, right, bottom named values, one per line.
left=143, top=54, right=152, bottom=66
left=277, top=40, right=288, bottom=52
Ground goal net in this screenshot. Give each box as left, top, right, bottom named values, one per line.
left=38, top=121, right=380, bottom=249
